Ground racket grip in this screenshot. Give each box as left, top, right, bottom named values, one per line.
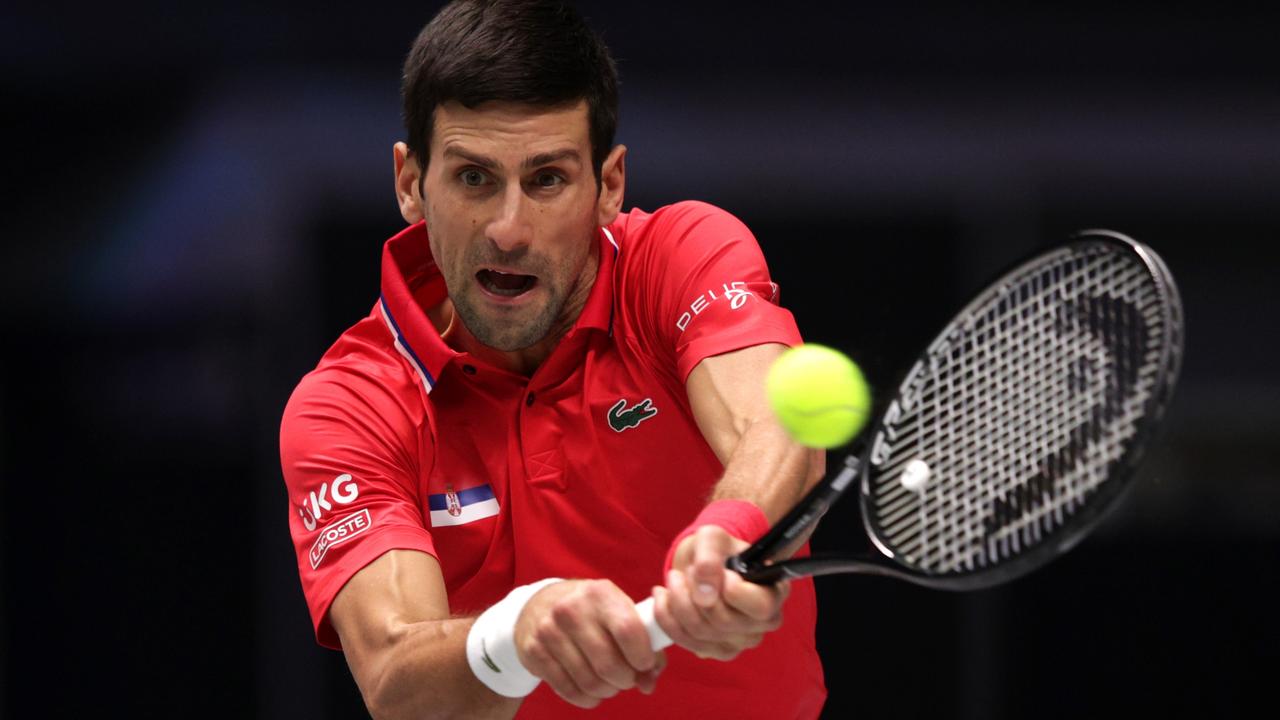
left=634, top=597, right=674, bottom=650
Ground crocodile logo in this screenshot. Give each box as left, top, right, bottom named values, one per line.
left=607, top=398, right=658, bottom=432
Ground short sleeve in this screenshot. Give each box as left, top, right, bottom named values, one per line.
left=279, top=361, right=437, bottom=649
left=623, top=201, right=802, bottom=380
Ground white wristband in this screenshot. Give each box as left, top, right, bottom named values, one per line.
left=466, top=578, right=564, bottom=698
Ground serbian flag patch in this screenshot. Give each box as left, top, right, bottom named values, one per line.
left=428, top=484, right=500, bottom=527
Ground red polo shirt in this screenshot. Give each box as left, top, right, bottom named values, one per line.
left=280, top=201, right=826, bottom=718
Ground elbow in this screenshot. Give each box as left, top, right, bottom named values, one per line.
left=362, top=677, right=434, bottom=720
left=359, top=658, right=442, bottom=720
left=358, top=666, right=402, bottom=720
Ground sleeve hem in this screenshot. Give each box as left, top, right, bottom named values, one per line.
left=676, top=324, right=803, bottom=382
left=306, top=526, right=439, bottom=650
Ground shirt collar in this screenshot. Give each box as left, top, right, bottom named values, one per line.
left=376, top=222, right=619, bottom=391
left=573, top=225, right=619, bottom=333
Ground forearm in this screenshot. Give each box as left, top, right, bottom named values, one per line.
left=709, top=416, right=824, bottom=524
left=685, top=344, right=825, bottom=527
left=348, top=615, right=520, bottom=720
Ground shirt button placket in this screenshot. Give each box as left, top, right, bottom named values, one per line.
left=521, top=386, right=565, bottom=491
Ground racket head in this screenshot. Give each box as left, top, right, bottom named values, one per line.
left=855, top=230, right=1183, bottom=590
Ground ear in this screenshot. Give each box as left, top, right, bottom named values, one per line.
left=595, top=144, right=627, bottom=227
left=393, top=142, right=425, bottom=224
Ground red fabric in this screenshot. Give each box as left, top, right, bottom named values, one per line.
left=279, top=201, right=825, bottom=718
left=662, top=499, right=772, bottom=575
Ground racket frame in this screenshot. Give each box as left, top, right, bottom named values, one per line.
left=729, top=230, right=1183, bottom=591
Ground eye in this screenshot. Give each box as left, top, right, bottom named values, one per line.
left=459, top=168, right=488, bottom=187
left=533, top=172, right=564, bottom=189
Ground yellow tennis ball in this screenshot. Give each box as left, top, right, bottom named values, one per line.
left=767, top=344, right=871, bottom=449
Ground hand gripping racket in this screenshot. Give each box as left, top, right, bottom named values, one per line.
left=636, top=229, right=1183, bottom=650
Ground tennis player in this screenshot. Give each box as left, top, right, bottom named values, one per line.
left=279, top=1, right=827, bottom=717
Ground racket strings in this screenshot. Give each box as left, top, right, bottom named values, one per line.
left=867, top=244, right=1169, bottom=574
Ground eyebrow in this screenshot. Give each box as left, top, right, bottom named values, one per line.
left=522, top=149, right=582, bottom=169
left=441, top=146, right=582, bottom=170
left=442, top=146, right=498, bottom=169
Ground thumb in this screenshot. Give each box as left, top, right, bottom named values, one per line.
left=689, top=525, right=734, bottom=608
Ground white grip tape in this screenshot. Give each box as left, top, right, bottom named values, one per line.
left=635, top=597, right=674, bottom=650
left=466, top=578, right=564, bottom=698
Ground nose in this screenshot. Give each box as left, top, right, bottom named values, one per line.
left=485, top=182, right=534, bottom=254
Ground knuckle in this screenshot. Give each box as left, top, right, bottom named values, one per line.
left=607, top=614, right=645, bottom=644
left=520, top=638, right=549, bottom=668
left=586, top=578, right=618, bottom=599
left=534, top=617, right=559, bottom=644
left=550, top=600, right=579, bottom=628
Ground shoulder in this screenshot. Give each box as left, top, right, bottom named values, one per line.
left=613, top=200, right=754, bottom=250
left=281, top=313, right=428, bottom=459
left=610, top=201, right=763, bottom=287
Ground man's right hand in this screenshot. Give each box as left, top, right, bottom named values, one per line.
left=514, top=579, right=667, bottom=709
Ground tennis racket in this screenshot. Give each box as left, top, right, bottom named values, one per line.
left=636, top=228, right=1183, bottom=650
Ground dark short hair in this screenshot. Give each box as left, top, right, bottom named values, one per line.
left=402, top=0, right=620, bottom=180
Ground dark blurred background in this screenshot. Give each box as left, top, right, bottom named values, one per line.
left=3, top=1, right=1277, bottom=717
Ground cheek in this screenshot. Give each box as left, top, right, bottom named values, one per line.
left=424, top=204, right=460, bottom=258
left=554, top=221, right=597, bottom=280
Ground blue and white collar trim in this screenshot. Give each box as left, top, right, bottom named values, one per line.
left=379, top=293, right=437, bottom=394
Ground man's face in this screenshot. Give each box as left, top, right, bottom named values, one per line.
left=418, top=100, right=608, bottom=352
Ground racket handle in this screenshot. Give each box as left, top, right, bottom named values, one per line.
left=634, top=597, right=674, bottom=650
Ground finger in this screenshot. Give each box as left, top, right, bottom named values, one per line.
left=549, top=601, right=639, bottom=695
left=587, top=582, right=658, bottom=683
left=634, top=649, right=667, bottom=695
left=664, top=570, right=753, bottom=645
left=684, top=569, right=775, bottom=635
left=538, top=611, right=621, bottom=701
left=669, top=533, right=697, bottom=578
left=664, top=569, right=715, bottom=642
left=521, top=633, right=600, bottom=708
left=605, top=598, right=657, bottom=674
left=689, top=525, right=735, bottom=608
left=660, top=571, right=757, bottom=655
left=652, top=583, right=695, bottom=650
left=721, top=569, right=786, bottom=626
left=777, top=577, right=792, bottom=603
left=700, top=634, right=763, bottom=661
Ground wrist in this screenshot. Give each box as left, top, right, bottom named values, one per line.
left=466, top=578, right=564, bottom=698
left=663, top=499, right=770, bottom=575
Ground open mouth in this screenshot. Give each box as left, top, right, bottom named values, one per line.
left=476, top=268, right=538, bottom=297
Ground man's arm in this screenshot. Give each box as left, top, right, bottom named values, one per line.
left=330, top=550, right=518, bottom=720
left=686, top=342, right=824, bottom=515
left=331, top=550, right=665, bottom=719
left=652, top=342, right=825, bottom=658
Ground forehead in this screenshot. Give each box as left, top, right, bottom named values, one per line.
left=430, top=100, right=591, bottom=160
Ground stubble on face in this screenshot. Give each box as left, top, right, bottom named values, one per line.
left=450, top=240, right=565, bottom=351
